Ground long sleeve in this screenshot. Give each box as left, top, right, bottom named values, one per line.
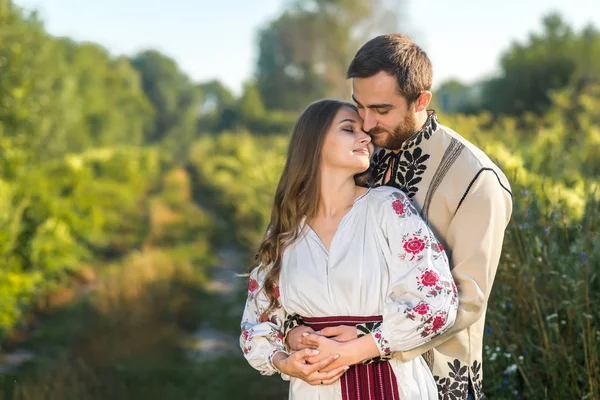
left=393, top=169, right=513, bottom=362
left=240, top=267, right=288, bottom=376
left=369, top=189, right=459, bottom=356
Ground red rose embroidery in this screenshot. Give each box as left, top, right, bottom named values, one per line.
left=273, top=284, right=280, bottom=298
left=413, top=303, right=430, bottom=315
left=243, top=330, right=250, bottom=340
left=375, top=332, right=382, bottom=339
left=392, top=200, right=405, bottom=215
left=384, top=347, right=390, bottom=354
left=432, top=242, right=444, bottom=253
left=404, top=237, right=426, bottom=255
left=421, top=270, right=439, bottom=287
left=432, top=315, right=446, bottom=332
left=248, top=277, right=259, bottom=293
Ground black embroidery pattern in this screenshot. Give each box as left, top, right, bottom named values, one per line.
left=371, top=149, right=393, bottom=184
left=395, top=146, right=430, bottom=198
left=470, top=360, right=483, bottom=399
left=371, top=111, right=439, bottom=198
left=282, top=314, right=304, bottom=349
left=434, top=359, right=483, bottom=400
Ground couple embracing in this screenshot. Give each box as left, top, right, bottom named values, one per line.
left=240, top=33, right=512, bottom=400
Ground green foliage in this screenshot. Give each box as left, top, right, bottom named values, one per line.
left=189, top=132, right=287, bottom=249
left=131, top=50, right=200, bottom=160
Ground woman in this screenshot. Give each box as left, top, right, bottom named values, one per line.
left=240, top=99, right=458, bottom=399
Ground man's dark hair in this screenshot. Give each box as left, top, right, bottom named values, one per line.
left=347, top=34, right=432, bottom=104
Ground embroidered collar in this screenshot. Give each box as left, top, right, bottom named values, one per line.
left=395, top=110, right=439, bottom=152
left=369, top=110, right=439, bottom=196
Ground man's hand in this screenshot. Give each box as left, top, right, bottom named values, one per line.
left=286, top=326, right=316, bottom=352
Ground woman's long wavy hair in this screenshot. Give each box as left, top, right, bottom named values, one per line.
left=253, top=99, right=371, bottom=315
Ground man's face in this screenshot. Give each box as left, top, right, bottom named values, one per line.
left=352, top=71, right=417, bottom=150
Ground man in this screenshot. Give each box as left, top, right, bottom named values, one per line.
left=286, top=34, right=513, bottom=399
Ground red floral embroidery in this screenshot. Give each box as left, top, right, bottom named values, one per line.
left=432, top=242, right=444, bottom=253
left=392, top=199, right=405, bottom=215
left=273, top=284, right=280, bottom=298
left=413, top=303, right=430, bottom=315
left=420, top=270, right=439, bottom=287
left=248, top=277, right=259, bottom=293
left=432, top=315, right=446, bottom=332
left=404, top=237, right=426, bottom=255
left=242, top=330, right=250, bottom=340
left=375, top=332, right=382, bottom=339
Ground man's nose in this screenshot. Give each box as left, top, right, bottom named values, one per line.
left=362, top=110, right=377, bottom=132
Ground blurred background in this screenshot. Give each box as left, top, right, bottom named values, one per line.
left=0, top=0, right=599, bottom=399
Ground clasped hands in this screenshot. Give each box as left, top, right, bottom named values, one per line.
left=272, top=325, right=359, bottom=386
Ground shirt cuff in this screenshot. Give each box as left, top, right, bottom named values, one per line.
left=267, top=348, right=289, bottom=374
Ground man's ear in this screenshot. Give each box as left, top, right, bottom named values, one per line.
left=415, top=91, right=432, bottom=112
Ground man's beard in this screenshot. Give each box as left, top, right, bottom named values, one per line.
left=369, top=111, right=416, bottom=150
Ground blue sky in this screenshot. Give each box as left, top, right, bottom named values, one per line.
left=15, top=0, right=600, bottom=95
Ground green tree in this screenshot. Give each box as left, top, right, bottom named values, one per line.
left=238, top=82, right=265, bottom=122
left=480, top=13, right=600, bottom=116
left=131, top=50, right=200, bottom=158
left=255, top=0, right=407, bottom=111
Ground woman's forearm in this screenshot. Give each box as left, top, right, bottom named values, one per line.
left=343, top=334, right=381, bottom=365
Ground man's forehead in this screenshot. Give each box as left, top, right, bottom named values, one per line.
left=351, top=75, right=400, bottom=105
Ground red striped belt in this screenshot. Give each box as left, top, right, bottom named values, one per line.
left=303, top=316, right=400, bottom=400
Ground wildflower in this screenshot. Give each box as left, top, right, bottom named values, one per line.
left=581, top=251, right=587, bottom=263
left=504, top=364, right=518, bottom=374
left=544, top=228, right=549, bottom=235
left=546, top=313, right=558, bottom=321
left=506, top=302, right=512, bottom=310
left=486, top=327, right=492, bottom=334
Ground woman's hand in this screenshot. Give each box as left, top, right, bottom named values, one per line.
left=273, top=349, right=349, bottom=386
left=302, top=325, right=358, bottom=345
left=286, top=326, right=316, bottom=351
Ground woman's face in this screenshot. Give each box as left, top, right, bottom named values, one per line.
left=321, top=107, right=373, bottom=175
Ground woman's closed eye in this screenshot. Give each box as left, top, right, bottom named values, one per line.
left=342, top=126, right=355, bottom=133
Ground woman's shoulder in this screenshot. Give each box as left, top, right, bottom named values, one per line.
left=367, top=186, right=411, bottom=205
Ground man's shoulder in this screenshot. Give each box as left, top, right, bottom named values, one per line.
left=435, top=123, right=511, bottom=190
left=430, top=124, right=512, bottom=216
